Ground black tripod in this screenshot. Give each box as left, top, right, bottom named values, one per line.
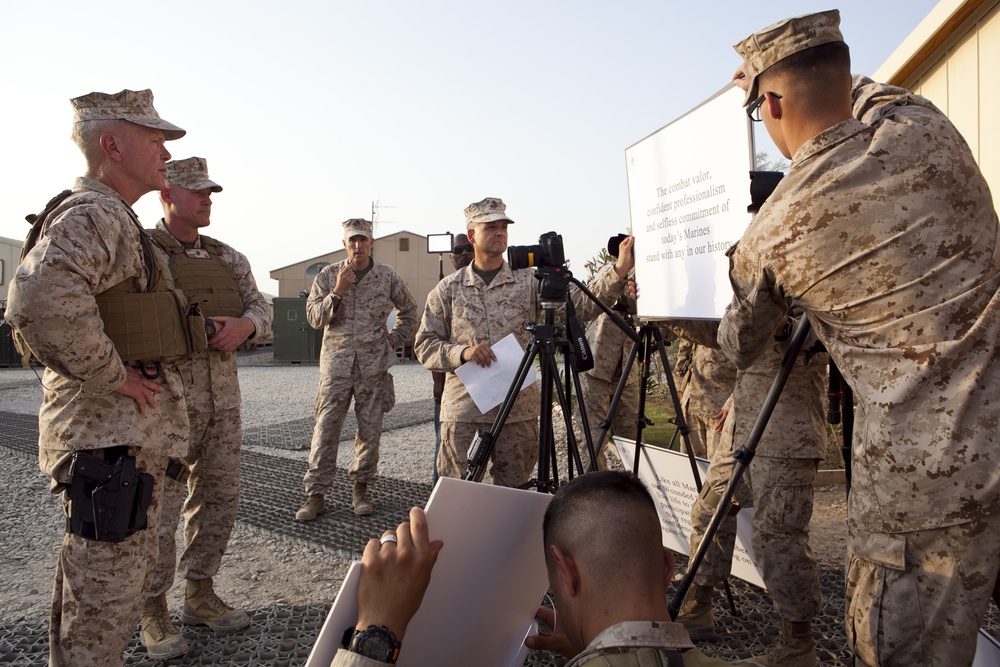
left=464, top=270, right=641, bottom=490
left=668, top=315, right=814, bottom=618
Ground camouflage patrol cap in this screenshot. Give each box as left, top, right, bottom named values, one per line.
left=464, top=197, right=515, bottom=228
left=71, top=89, right=186, bottom=140
left=343, top=218, right=373, bottom=240
left=166, top=157, right=223, bottom=192
left=734, top=10, right=844, bottom=105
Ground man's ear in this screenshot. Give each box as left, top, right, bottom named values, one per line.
left=766, top=91, right=783, bottom=120
left=160, top=187, right=173, bottom=204
left=663, top=547, right=676, bottom=593
left=550, top=545, right=580, bottom=597
left=466, top=227, right=476, bottom=245
left=99, top=132, right=123, bottom=162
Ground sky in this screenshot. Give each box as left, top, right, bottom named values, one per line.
left=0, top=1, right=939, bottom=295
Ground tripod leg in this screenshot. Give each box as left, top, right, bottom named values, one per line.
left=464, top=339, right=541, bottom=483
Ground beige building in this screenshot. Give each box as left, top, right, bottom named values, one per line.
left=270, top=229, right=458, bottom=315
left=875, top=0, right=1000, bottom=194
left=1, top=236, right=21, bottom=306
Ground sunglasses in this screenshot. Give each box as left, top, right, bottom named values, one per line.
left=452, top=244, right=474, bottom=254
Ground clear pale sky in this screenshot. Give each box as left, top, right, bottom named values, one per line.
left=0, top=1, right=938, bottom=295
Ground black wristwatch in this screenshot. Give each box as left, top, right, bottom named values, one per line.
left=342, top=625, right=401, bottom=664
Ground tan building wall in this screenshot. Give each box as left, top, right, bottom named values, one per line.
left=1, top=236, right=22, bottom=305
left=269, top=230, right=458, bottom=317
left=875, top=0, right=1000, bottom=196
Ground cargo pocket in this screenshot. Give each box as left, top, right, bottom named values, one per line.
left=381, top=373, right=396, bottom=412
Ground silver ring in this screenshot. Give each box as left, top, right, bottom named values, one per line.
left=379, top=533, right=397, bottom=545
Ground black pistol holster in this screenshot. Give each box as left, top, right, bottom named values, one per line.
left=66, top=448, right=154, bottom=543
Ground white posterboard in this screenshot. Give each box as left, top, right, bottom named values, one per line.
left=306, top=477, right=552, bottom=667
left=626, top=84, right=754, bottom=320
left=613, top=437, right=764, bottom=588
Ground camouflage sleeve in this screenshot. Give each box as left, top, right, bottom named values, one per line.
left=572, top=263, right=625, bottom=321
left=223, top=244, right=272, bottom=341
left=717, top=264, right=787, bottom=370
left=387, top=271, right=418, bottom=349
left=414, top=281, right=464, bottom=372
left=663, top=320, right=721, bottom=348
left=850, top=74, right=940, bottom=126
left=329, top=648, right=385, bottom=667
left=5, top=208, right=126, bottom=394
left=306, top=266, right=341, bottom=330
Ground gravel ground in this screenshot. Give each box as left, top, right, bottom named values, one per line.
left=0, top=352, right=438, bottom=628
left=4, top=350, right=993, bottom=665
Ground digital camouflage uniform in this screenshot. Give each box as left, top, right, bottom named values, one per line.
left=5, top=177, right=190, bottom=667
left=326, top=621, right=740, bottom=666
left=303, top=259, right=418, bottom=495
left=719, top=72, right=1000, bottom=666
left=568, top=621, right=741, bottom=667
left=676, top=340, right=737, bottom=459
left=148, top=220, right=272, bottom=596
left=686, top=322, right=827, bottom=626
left=415, top=262, right=625, bottom=486
left=572, top=265, right=639, bottom=470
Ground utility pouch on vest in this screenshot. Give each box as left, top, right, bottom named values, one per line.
left=66, top=450, right=154, bottom=543
left=96, top=289, right=192, bottom=362
left=187, top=303, right=209, bottom=355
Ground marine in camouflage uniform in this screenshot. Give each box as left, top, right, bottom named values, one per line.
left=140, top=158, right=272, bottom=658
left=5, top=90, right=190, bottom=667
left=676, top=340, right=737, bottom=459
left=431, top=233, right=474, bottom=484
left=297, top=218, right=418, bottom=520
left=674, top=320, right=827, bottom=666
left=571, top=264, right=639, bottom=471
left=722, top=11, right=1000, bottom=666
left=414, top=198, right=631, bottom=486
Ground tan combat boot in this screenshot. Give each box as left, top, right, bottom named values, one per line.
left=352, top=482, right=374, bottom=516
left=746, top=619, right=818, bottom=667
left=140, top=593, right=189, bottom=660
left=181, top=577, right=251, bottom=632
left=295, top=494, right=326, bottom=522
left=675, top=583, right=715, bottom=640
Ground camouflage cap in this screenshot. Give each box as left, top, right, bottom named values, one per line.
left=71, top=89, right=186, bottom=140
left=734, top=9, right=844, bottom=105
left=343, top=218, right=373, bottom=240
left=464, top=197, right=515, bottom=228
left=166, top=157, right=223, bottom=192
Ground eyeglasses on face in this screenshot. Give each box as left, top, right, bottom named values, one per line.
left=747, top=91, right=782, bottom=122
left=452, top=244, right=474, bottom=254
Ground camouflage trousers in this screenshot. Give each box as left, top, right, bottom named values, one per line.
left=438, top=419, right=538, bottom=487
left=688, top=451, right=821, bottom=623
left=846, top=512, right=1000, bottom=667
left=303, top=366, right=394, bottom=496
left=150, top=406, right=242, bottom=595
left=50, top=447, right=168, bottom=667
left=572, top=371, right=640, bottom=471
left=682, top=411, right=718, bottom=460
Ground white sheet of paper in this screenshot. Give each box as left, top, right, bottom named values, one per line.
left=454, top=333, right=536, bottom=414
left=306, top=477, right=552, bottom=667
left=613, top=437, right=765, bottom=588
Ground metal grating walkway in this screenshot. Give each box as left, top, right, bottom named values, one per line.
left=1, top=409, right=997, bottom=666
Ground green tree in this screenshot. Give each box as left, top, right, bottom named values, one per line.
left=755, top=151, right=789, bottom=171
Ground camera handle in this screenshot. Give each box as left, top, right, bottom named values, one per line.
left=668, top=315, right=812, bottom=619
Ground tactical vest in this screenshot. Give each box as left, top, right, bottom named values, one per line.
left=14, top=190, right=204, bottom=366
left=94, top=228, right=207, bottom=363
left=150, top=229, right=244, bottom=318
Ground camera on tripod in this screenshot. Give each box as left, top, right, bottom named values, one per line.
left=508, top=231, right=566, bottom=270
left=508, top=232, right=570, bottom=301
